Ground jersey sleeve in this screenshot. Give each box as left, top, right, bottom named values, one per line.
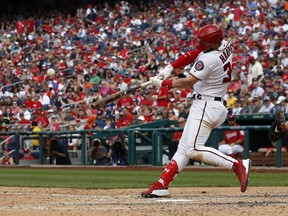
left=190, top=58, right=210, bottom=81
left=171, top=49, right=202, bottom=69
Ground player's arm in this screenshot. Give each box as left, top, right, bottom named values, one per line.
left=158, top=49, right=202, bottom=79
left=171, top=49, right=202, bottom=69
left=151, top=73, right=199, bottom=89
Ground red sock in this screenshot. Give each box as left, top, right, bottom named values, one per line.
left=229, top=153, right=236, bottom=159
left=159, top=159, right=179, bottom=187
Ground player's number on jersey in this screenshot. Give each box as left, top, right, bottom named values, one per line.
left=222, top=62, right=232, bottom=83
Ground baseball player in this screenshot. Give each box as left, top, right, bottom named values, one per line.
left=141, top=24, right=251, bottom=198
left=218, top=114, right=245, bottom=159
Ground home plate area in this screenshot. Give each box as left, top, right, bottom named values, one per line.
left=0, top=187, right=287, bottom=216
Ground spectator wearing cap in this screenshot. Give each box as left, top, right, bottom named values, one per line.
left=225, top=89, right=238, bottom=110
left=116, top=108, right=133, bottom=128
left=20, top=148, right=35, bottom=160
left=55, top=91, right=68, bottom=108
left=90, top=69, right=101, bottom=86
left=117, top=93, right=134, bottom=112
left=130, top=110, right=139, bottom=125
left=35, top=110, right=49, bottom=129
left=32, top=121, right=41, bottom=150
left=46, top=114, right=60, bottom=131
left=218, top=114, right=244, bottom=159
left=137, top=115, right=146, bottom=124
left=18, top=112, right=30, bottom=125
left=75, top=118, right=84, bottom=131
left=156, top=111, right=165, bottom=120
left=0, top=148, right=14, bottom=165
left=259, top=96, right=275, bottom=114
left=271, top=96, right=288, bottom=114
left=247, top=56, right=263, bottom=86
left=250, top=78, right=264, bottom=98
left=140, top=91, right=154, bottom=107
left=94, top=109, right=105, bottom=129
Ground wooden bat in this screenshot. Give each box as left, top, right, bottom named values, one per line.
left=93, top=80, right=152, bottom=108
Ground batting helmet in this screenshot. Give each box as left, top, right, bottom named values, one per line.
left=192, top=24, right=223, bottom=50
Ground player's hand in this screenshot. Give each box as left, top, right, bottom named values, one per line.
left=149, top=77, right=163, bottom=87
left=157, top=64, right=174, bottom=80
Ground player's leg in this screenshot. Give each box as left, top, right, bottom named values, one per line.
left=182, top=101, right=251, bottom=192
left=141, top=149, right=189, bottom=198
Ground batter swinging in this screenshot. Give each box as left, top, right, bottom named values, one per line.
left=141, top=24, right=251, bottom=198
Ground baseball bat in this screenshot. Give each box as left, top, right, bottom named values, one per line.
left=93, top=80, right=153, bottom=108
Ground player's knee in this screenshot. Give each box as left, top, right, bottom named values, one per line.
left=188, top=150, right=203, bottom=161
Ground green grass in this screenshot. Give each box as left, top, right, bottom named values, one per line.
left=0, top=168, right=288, bottom=188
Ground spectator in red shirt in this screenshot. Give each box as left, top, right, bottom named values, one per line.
left=18, top=112, right=30, bottom=125
left=117, top=94, right=134, bottom=112
left=140, top=91, right=154, bottom=107
left=20, top=148, right=35, bottom=160
left=156, top=86, right=169, bottom=113
left=218, top=115, right=245, bottom=159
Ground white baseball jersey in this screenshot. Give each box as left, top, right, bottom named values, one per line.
left=190, top=40, right=233, bottom=98
left=172, top=40, right=238, bottom=173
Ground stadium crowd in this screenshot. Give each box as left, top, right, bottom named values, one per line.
left=0, top=0, right=287, bottom=144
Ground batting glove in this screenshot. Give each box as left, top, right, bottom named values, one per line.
left=149, top=77, right=163, bottom=87
left=158, top=64, right=174, bottom=80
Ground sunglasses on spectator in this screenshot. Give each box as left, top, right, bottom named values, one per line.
left=178, top=121, right=185, bottom=124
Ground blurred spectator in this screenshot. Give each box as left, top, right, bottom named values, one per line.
left=156, top=86, right=169, bottom=113
left=67, top=124, right=81, bottom=150
left=232, top=99, right=242, bottom=115
left=0, top=148, right=14, bottom=165
left=218, top=115, right=244, bottom=159
left=108, top=136, right=128, bottom=165
left=258, top=142, right=287, bottom=157
left=250, top=78, right=264, bottom=98
left=88, top=138, right=110, bottom=165
left=20, top=148, right=35, bottom=160
left=226, top=89, right=238, bottom=110
left=49, top=139, right=71, bottom=165
left=247, top=56, right=263, bottom=86
left=167, top=109, right=177, bottom=121
left=168, top=117, right=186, bottom=160
left=46, top=115, right=60, bottom=131
left=130, top=111, right=139, bottom=125
left=32, top=121, right=41, bottom=150
left=258, top=96, right=275, bottom=114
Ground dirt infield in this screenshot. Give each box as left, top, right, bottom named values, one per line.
left=1, top=186, right=288, bottom=216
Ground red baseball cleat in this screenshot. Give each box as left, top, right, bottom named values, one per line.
left=141, top=182, right=170, bottom=198
left=233, top=159, right=252, bottom=192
